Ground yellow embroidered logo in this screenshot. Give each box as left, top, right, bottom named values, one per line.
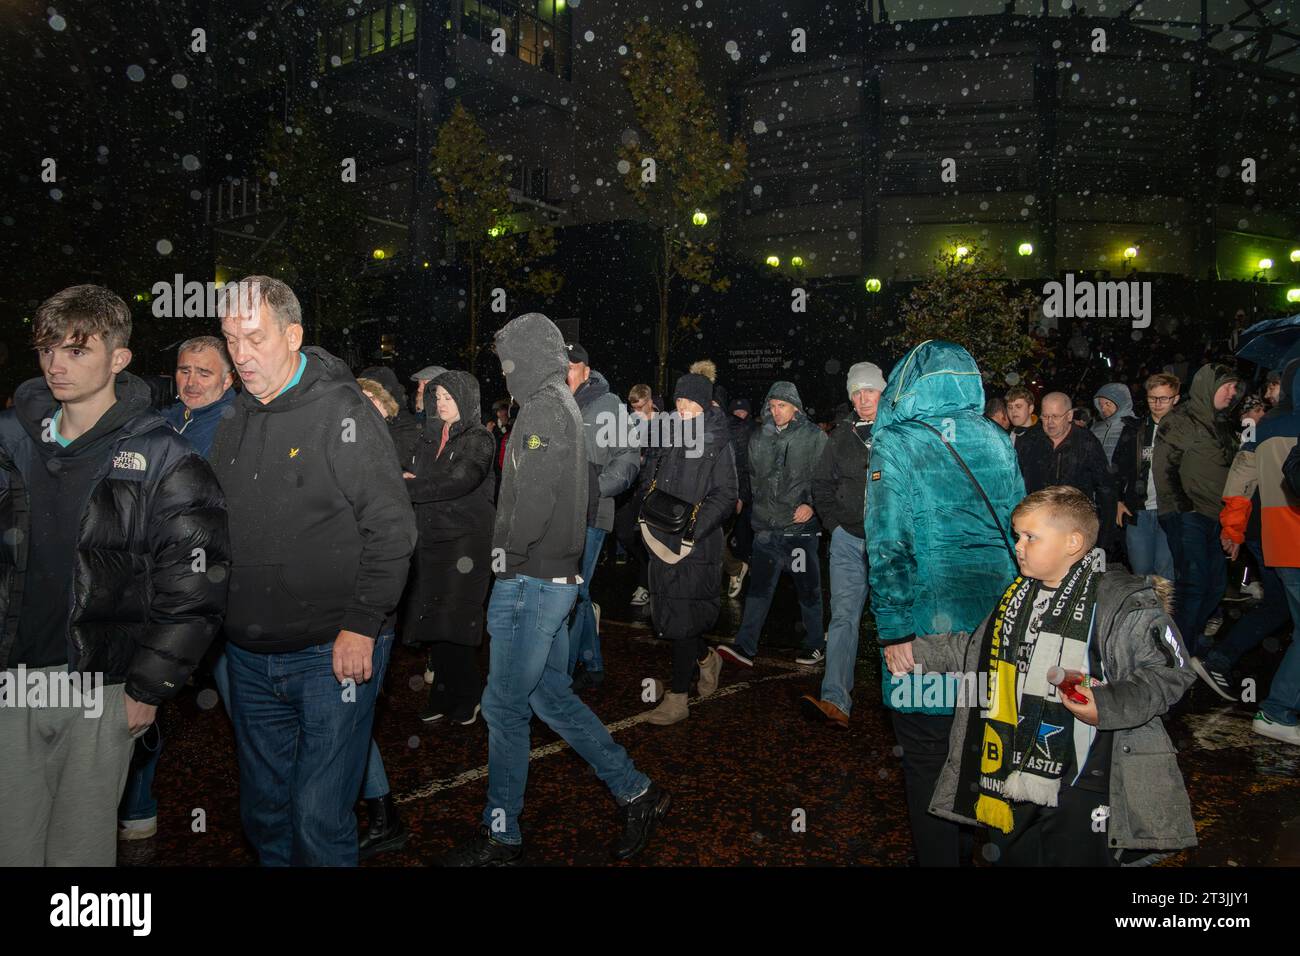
left=289, top=448, right=300, bottom=459
left=526, top=435, right=542, bottom=450
left=871, top=470, right=881, bottom=481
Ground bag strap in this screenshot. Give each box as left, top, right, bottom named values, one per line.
left=915, top=420, right=1018, bottom=564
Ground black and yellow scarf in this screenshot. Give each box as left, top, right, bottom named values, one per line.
left=960, top=556, right=1100, bottom=833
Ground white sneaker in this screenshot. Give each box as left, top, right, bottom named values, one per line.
left=1252, top=712, right=1300, bottom=746
left=631, top=586, right=649, bottom=606
left=727, top=562, right=749, bottom=598
left=1244, top=581, right=1264, bottom=601
left=795, top=648, right=825, bottom=666
left=118, top=816, right=158, bottom=841
left=1204, top=613, right=1224, bottom=637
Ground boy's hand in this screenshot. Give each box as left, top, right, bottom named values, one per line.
left=1061, top=682, right=1099, bottom=726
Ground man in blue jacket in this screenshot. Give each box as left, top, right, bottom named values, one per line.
left=867, top=340, right=1024, bottom=866
left=118, top=335, right=237, bottom=841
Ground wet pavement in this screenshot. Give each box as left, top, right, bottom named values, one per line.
left=122, top=549, right=1300, bottom=867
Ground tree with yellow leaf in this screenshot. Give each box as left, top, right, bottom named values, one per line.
left=619, top=23, right=747, bottom=393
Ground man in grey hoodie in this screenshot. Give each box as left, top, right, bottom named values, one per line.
left=440, top=314, right=668, bottom=865
left=565, top=343, right=641, bottom=690
left=1091, top=382, right=1137, bottom=466
left=716, top=381, right=828, bottom=669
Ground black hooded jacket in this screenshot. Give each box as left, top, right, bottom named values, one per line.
left=492, top=314, right=588, bottom=581
left=405, top=370, right=497, bottom=646
left=812, top=406, right=874, bottom=538
left=0, top=372, right=230, bottom=704
left=210, top=347, right=417, bottom=652
left=360, top=365, right=420, bottom=468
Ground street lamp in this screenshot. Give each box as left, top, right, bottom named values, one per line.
left=1123, top=246, right=1138, bottom=261
left=954, top=245, right=970, bottom=260
left=1018, top=242, right=1033, bottom=257
left=864, top=277, right=882, bottom=293
left=1290, top=249, right=1300, bottom=264
left=372, top=249, right=386, bottom=260
left=765, top=255, right=780, bottom=268
left=1258, top=258, right=1273, bottom=272
left=1288, top=288, right=1300, bottom=303
left=791, top=255, right=804, bottom=268
left=692, top=210, right=708, bottom=227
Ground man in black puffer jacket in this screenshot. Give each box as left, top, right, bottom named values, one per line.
left=0, top=285, right=229, bottom=867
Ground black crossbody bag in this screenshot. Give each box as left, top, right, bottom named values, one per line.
left=639, top=453, right=701, bottom=539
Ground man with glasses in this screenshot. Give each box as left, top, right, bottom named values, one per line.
left=1114, top=373, right=1180, bottom=579
left=1015, top=391, right=1117, bottom=550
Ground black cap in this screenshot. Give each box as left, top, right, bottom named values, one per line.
left=565, top=342, right=589, bottom=365
left=729, top=398, right=751, bottom=414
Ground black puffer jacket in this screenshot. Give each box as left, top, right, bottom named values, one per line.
left=361, top=365, right=420, bottom=468
left=0, top=373, right=230, bottom=704
left=405, top=370, right=497, bottom=645
left=641, top=404, right=738, bottom=640
left=811, top=408, right=874, bottom=538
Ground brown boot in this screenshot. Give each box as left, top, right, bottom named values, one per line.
left=696, top=648, right=722, bottom=698
left=644, top=691, right=688, bottom=726
left=799, top=694, right=849, bottom=729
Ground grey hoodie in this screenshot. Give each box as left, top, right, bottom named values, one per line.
left=574, top=368, right=641, bottom=532
left=1092, top=382, right=1136, bottom=464
left=747, top=381, right=828, bottom=534
left=491, top=313, right=589, bottom=580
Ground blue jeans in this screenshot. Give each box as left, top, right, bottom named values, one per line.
left=567, top=526, right=606, bottom=676
left=226, top=630, right=394, bottom=866
left=1205, top=541, right=1291, bottom=672
left=1260, top=567, right=1300, bottom=726
left=1160, top=511, right=1227, bottom=656
left=361, top=739, right=389, bottom=801
left=734, top=531, right=824, bottom=657
left=212, top=650, right=233, bottom=718
left=482, top=574, right=649, bottom=845
left=819, top=527, right=869, bottom=715
left=1126, top=508, right=1175, bottom=580
left=118, top=723, right=162, bottom=823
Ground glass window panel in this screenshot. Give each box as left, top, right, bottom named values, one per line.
left=402, top=2, right=416, bottom=43
left=339, top=24, right=355, bottom=64
left=518, top=14, right=538, bottom=65
left=461, top=0, right=481, bottom=41
left=369, top=11, right=386, bottom=54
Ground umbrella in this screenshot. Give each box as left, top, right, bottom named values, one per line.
left=1236, top=313, right=1300, bottom=370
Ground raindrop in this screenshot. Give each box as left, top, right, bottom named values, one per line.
left=444, top=76, right=456, bottom=89
left=753, top=119, right=767, bottom=134
left=126, top=64, right=146, bottom=82
left=616, top=159, right=631, bottom=175
left=156, top=239, right=174, bottom=255
left=583, top=30, right=594, bottom=42
left=182, top=154, right=200, bottom=171
left=407, top=735, right=421, bottom=749
left=456, top=556, right=475, bottom=574
left=48, top=13, right=67, bottom=31
left=196, top=688, right=219, bottom=711
left=49, top=188, right=63, bottom=201
left=171, top=73, right=188, bottom=89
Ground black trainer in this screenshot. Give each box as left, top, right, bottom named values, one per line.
left=437, top=826, right=524, bottom=866
left=358, top=794, right=408, bottom=862
left=571, top=665, right=605, bottom=692
left=610, top=783, right=671, bottom=862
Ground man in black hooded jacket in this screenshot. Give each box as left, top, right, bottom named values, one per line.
left=0, top=285, right=229, bottom=866
left=211, top=276, right=416, bottom=867
left=440, top=313, right=668, bottom=865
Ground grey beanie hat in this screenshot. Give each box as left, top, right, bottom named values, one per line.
left=846, top=361, right=886, bottom=397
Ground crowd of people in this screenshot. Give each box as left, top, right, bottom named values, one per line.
left=1, top=277, right=1297, bottom=869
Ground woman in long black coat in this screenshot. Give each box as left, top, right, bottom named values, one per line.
left=641, top=373, right=738, bottom=725
left=404, top=370, right=496, bottom=724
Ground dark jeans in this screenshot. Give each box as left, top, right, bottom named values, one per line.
left=118, top=721, right=162, bottom=823
left=226, top=631, right=394, bottom=867
left=1160, top=511, right=1227, bottom=655
left=722, top=507, right=754, bottom=576
left=670, top=635, right=708, bottom=694
left=1205, top=540, right=1292, bottom=672
left=891, top=710, right=973, bottom=867
left=989, top=785, right=1120, bottom=867
left=426, top=642, right=483, bottom=719
left=734, top=531, right=823, bottom=656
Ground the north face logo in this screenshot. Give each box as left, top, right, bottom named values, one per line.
left=113, top=451, right=147, bottom=472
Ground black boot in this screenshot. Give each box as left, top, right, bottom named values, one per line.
left=358, top=794, right=409, bottom=862
left=610, top=783, right=671, bottom=861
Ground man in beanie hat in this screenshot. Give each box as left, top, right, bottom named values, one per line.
left=716, top=380, right=828, bottom=668
left=801, top=362, right=886, bottom=726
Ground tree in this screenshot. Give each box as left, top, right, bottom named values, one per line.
left=253, top=112, right=366, bottom=341
left=431, top=101, right=561, bottom=373
left=619, top=23, right=747, bottom=394
left=889, top=244, right=1042, bottom=384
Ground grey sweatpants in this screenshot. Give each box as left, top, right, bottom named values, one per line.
left=0, top=670, right=136, bottom=866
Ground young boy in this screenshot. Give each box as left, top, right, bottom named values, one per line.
left=929, top=486, right=1198, bottom=866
